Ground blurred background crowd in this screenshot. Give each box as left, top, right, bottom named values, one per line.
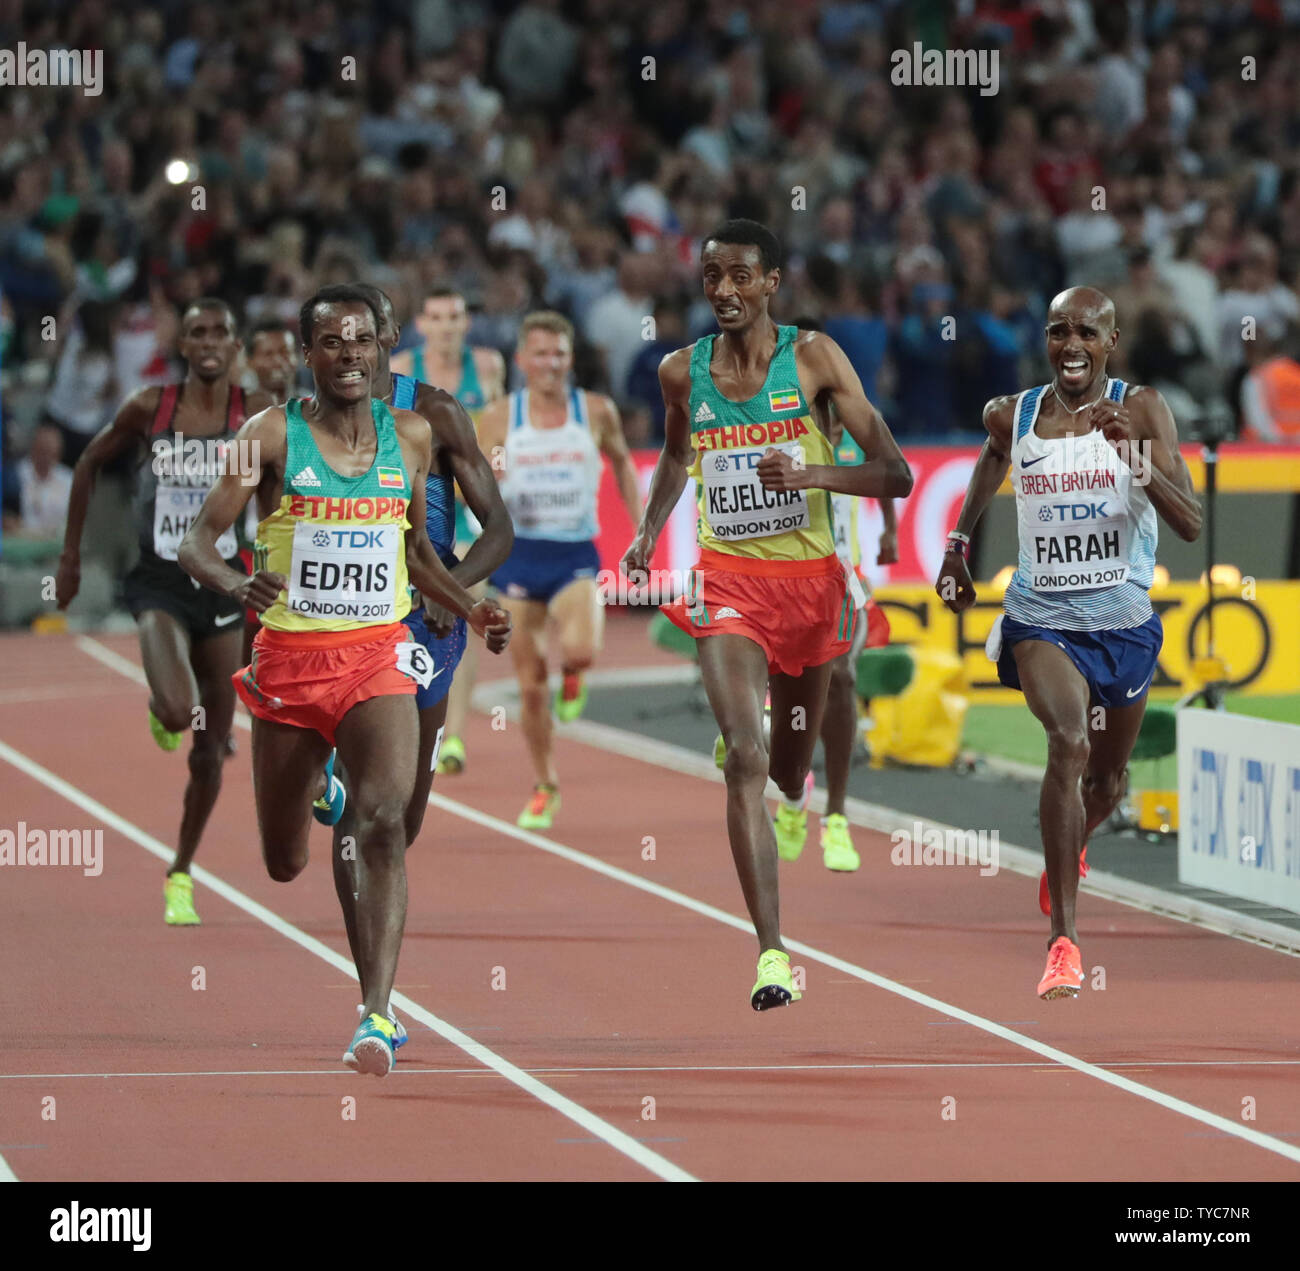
left=5, top=0, right=1300, bottom=546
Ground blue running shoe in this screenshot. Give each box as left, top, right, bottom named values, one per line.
left=357, top=1002, right=407, bottom=1051
left=343, top=1012, right=396, bottom=1076
left=312, top=750, right=346, bottom=826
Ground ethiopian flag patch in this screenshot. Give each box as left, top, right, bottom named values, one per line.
left=377, top=467, right=405, bottom=489
left=768, top=388, right=800, bottom=413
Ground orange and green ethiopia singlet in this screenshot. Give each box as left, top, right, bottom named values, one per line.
left=255, top=397, right=412, bottom=633
left=689, top=325, right=836, bottom=562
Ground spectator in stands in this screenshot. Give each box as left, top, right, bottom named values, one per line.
left=11, top=425, right=73, bottom=540
left=43, top=299, right=118, bottom=467
left=1239, top=333, right=1300, bottom=442
left=625, top=298, right=687, bottom=442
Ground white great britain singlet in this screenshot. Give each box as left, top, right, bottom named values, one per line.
left=500, top=388, right=601, bottom=542
left=1003, top=378, right=1158, bottom=631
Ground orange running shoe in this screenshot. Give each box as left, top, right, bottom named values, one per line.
left=1037, top=935, right=1085, bottom=1000
left=1038, top=845, right=1089, bottom=916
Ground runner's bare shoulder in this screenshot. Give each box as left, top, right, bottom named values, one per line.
left=982, top=395, right=1018, bottom=452
left=658, top=344, right=695, bottom=398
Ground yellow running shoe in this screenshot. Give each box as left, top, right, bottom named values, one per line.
left=518, top=784, right=560, bottom=830
left=774, top=772, right=813, bottom=861
left=436, top=736, right=466, bottom=775
left=149, top=709, right=183, bottom=752
left=821, top=814, right=861, bottom=872
left=751, top=948, right=801, bottom=1011
left=163, top=872, right=200, bottom=926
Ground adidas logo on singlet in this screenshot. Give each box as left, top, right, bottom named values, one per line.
left=292, top=465, right=322, bottom=488
left=694, top=402, right=715, bottom=423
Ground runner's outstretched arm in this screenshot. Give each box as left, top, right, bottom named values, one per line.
left=420, top=386, right=513, bottom=587
left=622, top=348, right=693, bottom=572
left=758, top=332, right=911, bottom=500
left=178, top=408, right=285, bottom=612
left=396, top=408, right=511, bottom=650
left=592, top=393, right=643, bottom=525
left=936, top=396, right=1015, bottom=612
left=1086, top=386, right=1201, bottom=542
left=55, top=389, right=156, bottom=608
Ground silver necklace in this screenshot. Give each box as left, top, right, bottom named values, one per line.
left=1052, top=381, right=1106, bottom=416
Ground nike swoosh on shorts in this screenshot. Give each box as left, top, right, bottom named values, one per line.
left=215, top=612, right=242, bottom=627
left=1125, top=678, right=1151, bottom=698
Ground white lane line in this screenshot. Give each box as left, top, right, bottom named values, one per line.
left=473, top=670, right=1300, bottom=958
left=425, top=790, right=1300, bottom=1167
left=69, top=638, right=1300, bottom=1165
left=0, top=1153, right=16, bottom=1182
left=81, top=636, right=1300, bottom=955
left=5, top=1059, right=1300, bottom=1081
left=0, top=738, right=695, bottom=1184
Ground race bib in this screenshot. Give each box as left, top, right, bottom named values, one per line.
left=395, top=638, right=436, bottom=689
left=702, top=442, right=810, bottom=541
left=153, top=484, right=237, bottom=561
left=1027, top=510, right=1131, bottom=592
left=287, top=521, right=398, bottom=622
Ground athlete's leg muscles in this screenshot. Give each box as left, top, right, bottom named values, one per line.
left=549, top=575, right=603, bottom=675
left=697, top=633, right=783, bottom=953
left=441, top=579, right=486, bottom=744
left=334, top=693, right=419, bottom=1022
left=819, top=651, right=857, bottom=817
left=136, top=609, right=199, bottom=733
left=769, top=660, right=834, bottom=801
left=250, top=715, right=331, bottom=883
left=500, top=595, right=553, bottom=787
left=1013, top=639, right=1092, bottom=944
left=1082, top=698, right=1147, bottom=835
left=405, top=695, right=450, bottom=846
left=171, top=626, right=242, bottom=874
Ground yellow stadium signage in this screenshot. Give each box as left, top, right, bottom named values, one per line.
left=874, top=582, right=1300, bottom=700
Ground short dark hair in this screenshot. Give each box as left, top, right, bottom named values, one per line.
left=181, top=297, right=238, bottom=336
left=701, top=219, right=782, bottom=274
left=298, top=284, right=381, bottom=346
left=247, top=317, right=294, bottom=347
left=351, top=282, right=396, bottom=333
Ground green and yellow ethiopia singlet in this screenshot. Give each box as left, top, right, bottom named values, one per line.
left=256, top=397, right=413, bottom=633
left=688, top=325, right=836, bottom=562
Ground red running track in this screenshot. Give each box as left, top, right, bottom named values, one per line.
left=0, top=628, right=1297, bottom=1181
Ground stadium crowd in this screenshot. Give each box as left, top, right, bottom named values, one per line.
left=5, top=0, right=1300, bottom=543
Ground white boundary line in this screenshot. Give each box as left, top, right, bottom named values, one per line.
left=472, top=671, right=1300, bottom=958
left=68, top=637, right=1300, bottom=1167
left=423, top=789, right=1300, bottom=1166
left=0, top=737, right=696, bottom=1184
left=0, top=1153, right=16, bottom=1182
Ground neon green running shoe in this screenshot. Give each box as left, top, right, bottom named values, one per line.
left=713, top=733, right=727, bottom=769
left=163, top=872, right=200, bottom=926
left=518, top=784, right=560, bottom=830
left=553, top=673, right=588, bottom=722
left=821, top=813, right=861, bottom=872
left=436, top=735, right=466, bottom=775
left=149, top=709, right=183, bottom=752
left=751, top=948, right=801, bottom=1011
left=774, top=772, right=813, bottom=861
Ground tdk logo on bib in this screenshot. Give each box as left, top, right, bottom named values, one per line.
left=1040, top=501, right=1110, bottom=522
left=315, top=528, right=389, bottom=549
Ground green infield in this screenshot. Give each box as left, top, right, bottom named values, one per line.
left=960, top=694, right=1300, bottom=769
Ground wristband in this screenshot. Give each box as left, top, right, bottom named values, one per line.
left=945, top=536, right=969, bottom=559
left=946, top=530, right=971, bottom=544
